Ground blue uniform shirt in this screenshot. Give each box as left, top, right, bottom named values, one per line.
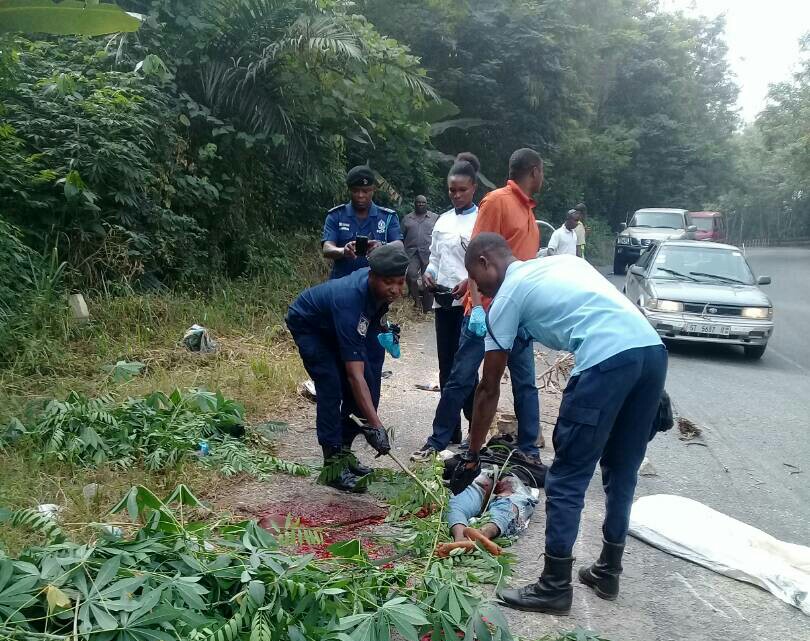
left=287, top=268, right=387, bottom=362
left=485, top=256, right=662, bottom=375
left=322, top=202, right=402, bottom=279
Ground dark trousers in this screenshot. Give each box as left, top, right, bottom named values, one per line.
left=427, top=315, right=540, bottom=456
left=544, top=344, right=668, bottom=557
left=288, top=326, right=384, bottom=449
left=434, top=306, right=474, bottom=430
left=406, top=255, right=433, bottom=312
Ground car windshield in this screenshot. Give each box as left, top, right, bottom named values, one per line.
left=629, top=212, right=685, bottom=229
left=690, top=217, right=714, bottom=231
left=651, top=246, right=755, bottom=285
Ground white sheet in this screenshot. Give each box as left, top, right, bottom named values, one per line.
left=629, top=494, right=810, bottom=616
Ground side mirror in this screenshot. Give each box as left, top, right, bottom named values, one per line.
left=757, top=276, right=771, bottom=285
left=687, top=225, right=697, bottom=233
left=619, top=222, right=627, bottom=231
left=629, top=265, right=645, bottom=276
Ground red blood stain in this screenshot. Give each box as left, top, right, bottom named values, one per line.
left=255, top=500, right=390, bottom=560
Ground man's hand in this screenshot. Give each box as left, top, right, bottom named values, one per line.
left=343, top=241, right=357, bottom=260
left=367, top=239, right=382, bottom=253
left=448, top=451, right=481, bottom=495
left=422, top=271, right=435, bottom=289
left=362, top=425, right=391, bottom=456
left=451, top=278, right=468, bottom=299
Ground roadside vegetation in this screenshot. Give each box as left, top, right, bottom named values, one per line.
left=3, top=0, right=810, bottom=638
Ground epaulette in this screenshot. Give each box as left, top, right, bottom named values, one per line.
left=377, top=206, right=396, bottom=214
left=327, top=204, right=346, bottom=214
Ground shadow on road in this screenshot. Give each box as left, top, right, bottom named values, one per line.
left=663, top=339, right=789, bottom=371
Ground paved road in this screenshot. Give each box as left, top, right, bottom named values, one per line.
left=511, top=247, right=810, bottom=641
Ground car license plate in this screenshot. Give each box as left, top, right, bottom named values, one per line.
left=686, top=322, right=730, bottom=336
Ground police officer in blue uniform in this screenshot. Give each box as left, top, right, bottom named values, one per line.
left=322, top=165, right=403, bottom=279
left=286, top=244, right=410, bottom=492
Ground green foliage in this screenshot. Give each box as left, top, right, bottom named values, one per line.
left=7, top=387, right=310, bottom=477
left=0, top=478, right=515, bottom=641
left=0, top=0, right=141, bottom=36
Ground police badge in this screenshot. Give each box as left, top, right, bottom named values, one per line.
left=357, top=315, right=370, bottom=337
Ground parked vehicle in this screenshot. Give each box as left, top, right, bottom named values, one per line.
left=623, top=240, right=774, bottom=359
left=614, top=208, right=694, bottom=275
left=688, top=211, right=726, bottom=242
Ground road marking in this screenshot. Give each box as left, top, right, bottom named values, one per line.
left=673, top=572, right=730, bottom=618
left=712, top=590, right=749, bottom=621
left=768, top=346, right=809, bottom=374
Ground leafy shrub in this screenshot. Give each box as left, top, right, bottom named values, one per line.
left=11, top=387, right=309, bottom=477
left=0, top=482, right=513, bottom=641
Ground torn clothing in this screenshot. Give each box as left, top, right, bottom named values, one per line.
left=447, top=476, right=538, bottom=538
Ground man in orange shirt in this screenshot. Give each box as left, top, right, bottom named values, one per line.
left=412, top=148, right=543, bottom=462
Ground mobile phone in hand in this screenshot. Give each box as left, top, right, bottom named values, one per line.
left=355, top=235, right=369, bottom=257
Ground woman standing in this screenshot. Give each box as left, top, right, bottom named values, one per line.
left=416, top=153, right=480, bottom=455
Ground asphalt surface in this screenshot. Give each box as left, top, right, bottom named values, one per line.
left=508, top=246, right=810, bottom=641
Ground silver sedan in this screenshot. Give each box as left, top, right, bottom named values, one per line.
left=623, top=240, right=774, bottom=359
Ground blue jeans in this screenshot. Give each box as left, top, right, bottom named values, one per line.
left=447, top=482, right=538, bottom=538
left=544, top=344, right=668, bottom=557
left=287, top=320, right=384, bottom=449
left=428, top=315, right=540, bottom=456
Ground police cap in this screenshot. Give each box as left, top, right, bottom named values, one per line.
left=368, top=244, right=409, bottom=277
left=346, top=165, right=376, bottom=188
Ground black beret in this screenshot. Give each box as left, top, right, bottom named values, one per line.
left=368, top=244, right=409, bottom=277
left=346, top=165, right=376, bottom=188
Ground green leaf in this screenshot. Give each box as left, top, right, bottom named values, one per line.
left=247, top=580, right=265, bottom=606
left=164, top=484, right=205, bottom=509
left=90, top=602, right=119, bottom=630
left=326, top=539, right=363, bottom=559
left=0, top=0, right=141, bottom=35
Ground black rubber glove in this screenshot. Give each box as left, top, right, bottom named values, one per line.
left=362, top=426, right=391, bottom=456
left=448, top=451, right=481, bottom=495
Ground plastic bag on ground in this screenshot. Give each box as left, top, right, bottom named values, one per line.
left=182, top=324, right=218, bottom=353
left=629, top=494, right=810, bottom=616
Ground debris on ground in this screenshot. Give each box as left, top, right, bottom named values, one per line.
left=415, top=383, right=440, bottom=392
left=537, top=353, right=574, bottom=392
left=182, top=324, right=218, bottom=353
left=677, top=416, right=702, bottom=440
left=783, top=463, right=802, bottom=475
left=298, top=379, right=317, bottom=402
left=639, top=457, right=658, bottom=477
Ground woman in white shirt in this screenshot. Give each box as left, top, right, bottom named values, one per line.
left=422, top=153, right=480, bottom=445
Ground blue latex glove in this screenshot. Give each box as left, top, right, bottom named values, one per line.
left=468, top=305, right=487, bottom=337
left=378, top=331, right=401, bottom=358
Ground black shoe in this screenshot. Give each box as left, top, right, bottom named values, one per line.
left=320, top=446, right=366, bottom=493
left=578, top=539, right=624, bottom=601
left=451, top=427, right=463, bottom=445
left=342, top=447, right=372, bottom=476
left=498, top=553, right=574, bottom=615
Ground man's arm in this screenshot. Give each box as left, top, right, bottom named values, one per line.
left=344, top=361, right=383, bottom=427
left=468, top=351, right=510, bottom=454
left=323, top=240, right=355, bottom=261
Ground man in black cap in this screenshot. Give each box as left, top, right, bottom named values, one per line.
left=286, top=244, right=410, bottom=492
left=322, top=165, right=404, bottom=279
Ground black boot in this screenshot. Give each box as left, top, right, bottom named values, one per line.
left=578, top=540, right=624, bottom=600
left=451, top=426, right=463, bottom=444
left=498, top=553, right=574, bottom=615
left=341, top=446, right=372, bottom=476
left=320, top=446, right=366, bottom=493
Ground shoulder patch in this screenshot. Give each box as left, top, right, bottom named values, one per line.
left=357, top=315, right=370, bottom=337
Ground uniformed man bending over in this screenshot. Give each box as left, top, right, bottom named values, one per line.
left=286, top=244, right=410, bottom=492
left=448, top=233, right=667, bottom=615
left=322, top=165, right=403, bottom=280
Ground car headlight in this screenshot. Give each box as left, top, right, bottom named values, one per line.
left=617, top=236, right=630, bottom=245
left=645, top=299, right=684, bottom=313
left=741, top=307, right=772, bottom=320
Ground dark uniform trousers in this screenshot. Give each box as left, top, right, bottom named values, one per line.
left=545, top=344, right=668, bottom=557
left=289, top=326, right=385, bottom=449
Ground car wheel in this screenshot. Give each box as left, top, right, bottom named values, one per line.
left=613, top=255, right=626, bottom=275
left=744, top=344, right=767, bottom=359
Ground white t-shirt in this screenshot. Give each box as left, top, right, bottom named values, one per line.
left=547, top=225, right=578, bottom=256
left=425, top=205, right=478, bottom=308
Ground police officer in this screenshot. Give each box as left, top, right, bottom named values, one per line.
left=286, top=244, right=410, bottom=492
left=322, top=165, right=404, bottom=280
left=450, top=233, right=668, bottom=615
